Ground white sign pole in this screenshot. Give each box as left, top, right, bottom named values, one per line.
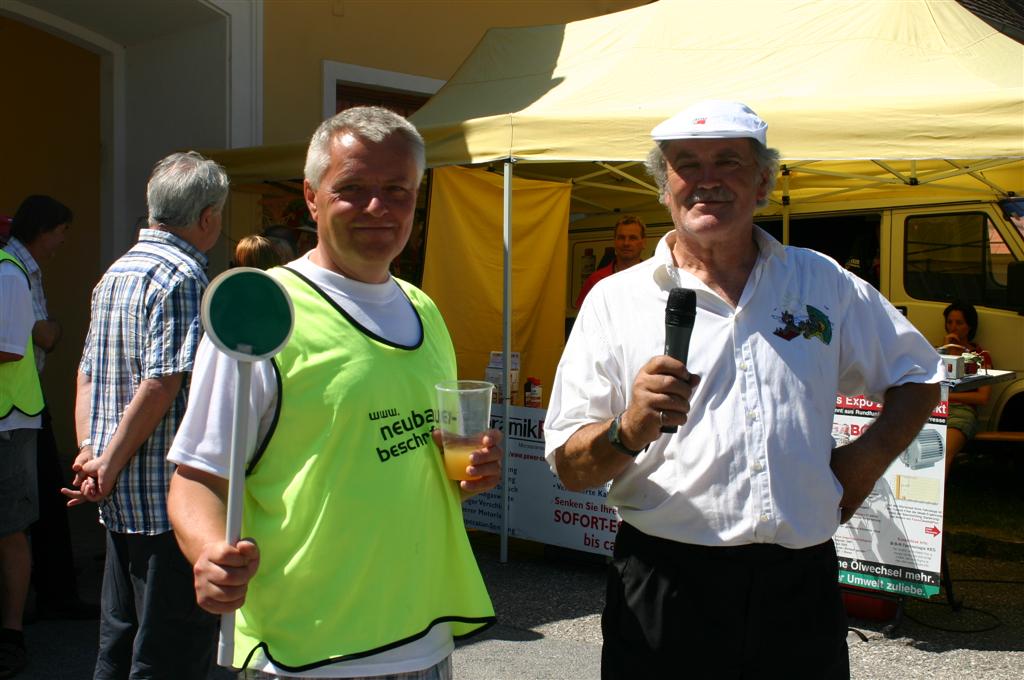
left=218, top=352, right=253, bottom=667
left=201, top=267, right=294, bottom=669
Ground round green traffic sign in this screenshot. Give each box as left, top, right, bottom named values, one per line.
left=201, top=267, right=294, bottom=361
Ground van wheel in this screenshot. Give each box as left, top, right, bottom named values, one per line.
left=996, top=396, right=1024, bottom=432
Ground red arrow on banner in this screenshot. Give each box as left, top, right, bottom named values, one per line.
left=925, top=526, right=941, bottom=537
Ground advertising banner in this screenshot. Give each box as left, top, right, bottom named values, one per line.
left=462, top=406, right=620, bottom=555
left=465, top=397, right=949, bottom=600
left=831, top=393, right=948, bottom=599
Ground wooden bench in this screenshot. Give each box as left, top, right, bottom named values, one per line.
left=974, top=431, right=1024, bottom=443
left=971, top=432, right=1024, bottom=461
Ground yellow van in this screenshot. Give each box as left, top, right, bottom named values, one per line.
left=757, top=197, right=1024, bottom=434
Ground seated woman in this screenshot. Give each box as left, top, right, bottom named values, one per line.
left=939, top=301, right=993, bottom=475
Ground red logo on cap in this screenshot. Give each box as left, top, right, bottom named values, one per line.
left=693, top=117, right=707, bottom=125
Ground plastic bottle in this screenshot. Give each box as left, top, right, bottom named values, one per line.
left=524, top=377, right=542, bottom=408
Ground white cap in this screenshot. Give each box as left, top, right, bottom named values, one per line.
left=651, top=100, right=767, bottom=146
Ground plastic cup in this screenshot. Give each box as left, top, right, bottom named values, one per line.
left=435, top=380, right=494, bottom=481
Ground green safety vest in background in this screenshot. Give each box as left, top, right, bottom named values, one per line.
left=235, top=267, right=495, bottom=671
left=0, top=250, right=43, bottom=420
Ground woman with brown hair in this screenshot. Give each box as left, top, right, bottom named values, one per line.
left=940, top=300, right=993, bottom=475
left=234, top=234, right=284, bottom=270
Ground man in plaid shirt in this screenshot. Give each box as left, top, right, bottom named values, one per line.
left=63, top=151, right=228, bottom=679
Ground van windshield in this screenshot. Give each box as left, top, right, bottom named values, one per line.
left=757, top=213, right=882, bottom=289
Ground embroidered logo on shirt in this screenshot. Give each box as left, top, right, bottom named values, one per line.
left=773, top=305, right=832, bottom=344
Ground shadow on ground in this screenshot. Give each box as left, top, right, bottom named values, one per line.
left=854, top=447, right=1024, bottom=652
left=464, top=534, right=606, bottom=641
left=20, top=446, right=1024, bottom=679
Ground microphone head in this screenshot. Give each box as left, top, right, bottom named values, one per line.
left=665, top=288, right=696, bottom=327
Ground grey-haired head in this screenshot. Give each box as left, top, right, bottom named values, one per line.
left=147, top=151, right=229, bottom=229
left=645, top=100, right=780, bottom=208
left=304, top=106, right=425, bottom=190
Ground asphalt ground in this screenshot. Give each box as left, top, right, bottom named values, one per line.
left=453, top=537, right=1024, bottom=680
left=19, top=453, right=1024, bottom=680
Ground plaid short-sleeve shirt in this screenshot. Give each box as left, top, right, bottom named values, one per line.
left=80, top=229, right=208, bottom=534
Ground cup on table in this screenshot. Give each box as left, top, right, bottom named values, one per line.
left=435, top=380, right=495, bottom=481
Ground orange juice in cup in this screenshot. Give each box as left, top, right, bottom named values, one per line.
left=441, top=436, right=482, bottom=481
left=435, top=380, right=494, bottom=481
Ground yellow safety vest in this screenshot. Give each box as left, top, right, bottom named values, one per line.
left=0, top=250, right=43, bottom=420
left=234, top=267, right=494, bottom=671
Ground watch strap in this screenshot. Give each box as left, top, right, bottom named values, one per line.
left=608, top=412, right=642, bottom=458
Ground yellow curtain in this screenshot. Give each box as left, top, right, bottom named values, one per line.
left=423, top=166, right=570, bottom=407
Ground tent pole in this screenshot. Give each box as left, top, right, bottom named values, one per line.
left=501, top=161, right=513, bottom=564
left=781, top=166, right=791, bottom=244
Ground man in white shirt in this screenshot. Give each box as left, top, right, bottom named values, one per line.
left=167, top=106, right=501, bottom=679
left=6, top=195, right=98, bottom=622
left=0, top=246, right=43, bottom=677
left=544, top=100, right=943, bottom=679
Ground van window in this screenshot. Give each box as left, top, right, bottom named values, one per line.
left=904, top=212, right=1014, bottom=309
left=758, top=214, right=881, bottom=289
left=1001, top=198, right=1024, bottom=241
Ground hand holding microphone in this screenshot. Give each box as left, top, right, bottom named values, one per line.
left=661, top=288, right=696, bottom=433
left=617, top=288, right=699, bottom=452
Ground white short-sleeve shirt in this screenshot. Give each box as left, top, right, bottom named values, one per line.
left=544, top=227, right=944, bottom=549
left=0, top=259, right=40, bottom=431
left=168, top=254, right=451, bottom=678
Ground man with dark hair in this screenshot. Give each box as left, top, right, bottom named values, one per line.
left=546, top=100, right=944, bottom=678
left=6, top=196, right=70, bottom=367
left=167, top=106, right=500, bottom=678
left=575, top=215, right=647, bottom=307
left=62, top=151, right=228, bottom=679
left=0, top=225, right=45, bottom=678
left=4, top=196, right=96, bottom=623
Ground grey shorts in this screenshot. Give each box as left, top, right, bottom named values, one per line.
left=947, top=403, right=979, bottom=440
left=0, top=428, right=39, bottom=536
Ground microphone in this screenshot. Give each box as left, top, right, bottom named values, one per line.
left=662, top=287, right=696, bottom=433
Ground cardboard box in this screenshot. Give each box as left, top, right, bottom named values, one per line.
left=486, top=351, right=520, bottom=405
left=487, top=351, right=520, bottom=370
left=940, top=354, right=964, bottom=379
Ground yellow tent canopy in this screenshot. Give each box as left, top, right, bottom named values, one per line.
left=207, top=0, right=1023, bottom=220
left=405, top=0, right=1024, bottom=561
left=410, top=0, right=1023, bottom=217
left=205, top=0, right=1023, bottom=375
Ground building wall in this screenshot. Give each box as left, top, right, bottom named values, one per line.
left=0, top=16, right=101, bottom=450
left=0, top=1, right=645, bottom=448
left=262, top=0, right=646, bottom=143
left=124, top=18, right=231, bottom=269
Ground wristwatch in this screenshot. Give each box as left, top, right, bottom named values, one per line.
left=607, top=412, right=643, bottom=458
left=77, top=438, right=92, bottom=451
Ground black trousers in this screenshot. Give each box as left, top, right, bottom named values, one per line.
left=29, top=407, right=80, bottom=604
left=601, top=523, right=850, bottom=680
left=95, top=531, right=218, bottom=680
